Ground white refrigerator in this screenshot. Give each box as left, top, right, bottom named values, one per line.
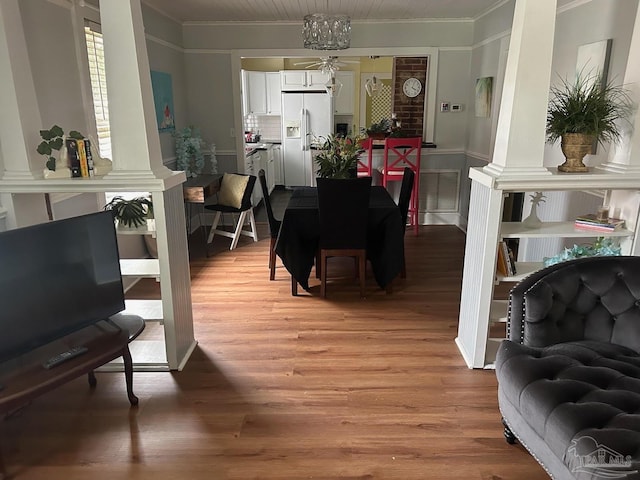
left=281, top=92, right=333, bottom=187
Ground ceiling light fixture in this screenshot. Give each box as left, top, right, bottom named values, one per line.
left=365, top=56, right=381, bottom=98
left=302, top=12, right=351, bottom=50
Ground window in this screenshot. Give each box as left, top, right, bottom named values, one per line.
left=84, top=23, right=111, bottom=160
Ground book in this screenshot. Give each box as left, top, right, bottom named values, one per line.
left=496, top=242, right=509, bottom=276
left=65, top=138, right=81, bottom=178
left=575, top=213, right=625, bottom=231
left=77, top=138, right=89, bottom=178
left=497, top=241, right=517, bottom=277
left=84, top=139, right=95, bottom=177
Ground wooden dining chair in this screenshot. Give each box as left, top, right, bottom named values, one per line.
left=258, top=169, right=281, bottom=280
left=380, top=137, right=422, bottom=236
left=397, top=167, right=415, bottom=278
left=316, top=176, right=372, bottom=298
left=357, top=137, right=374, bottom=177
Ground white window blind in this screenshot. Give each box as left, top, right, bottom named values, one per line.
left=84, top=24, right=112, bottom=160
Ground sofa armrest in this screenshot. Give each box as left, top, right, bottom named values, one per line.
left=507, top=256, right=640, bottom=350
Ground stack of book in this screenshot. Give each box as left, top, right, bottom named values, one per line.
left=65, top=138, right=95, bottom=178
left=575, top=213, right=625, bottom=232
left=497, top=241, right=517, bottom=277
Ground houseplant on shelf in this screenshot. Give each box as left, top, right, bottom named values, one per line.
left=314, top=133, right=364, bottom=179
left=37, top=125, right=84, bottom=177
left=546, top=73, right=632, bottom=172
left=104, top=195, right=153, bottom=229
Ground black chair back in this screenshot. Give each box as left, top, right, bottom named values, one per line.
left=258, top=169, right=280, bottom=237
left=317, top=177, right=372, bottom=250
left=398, top=167, right=415, bottom=229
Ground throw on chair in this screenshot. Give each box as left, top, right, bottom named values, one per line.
left=205, top=173, right=258, bottom=251
left=317, top=176, right=372, bottom=298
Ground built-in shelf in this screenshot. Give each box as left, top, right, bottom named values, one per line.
left=123, top=299, right=163, bottom=322
left=490, top=300, right=508, bottom=323
left=119, top=259, right=160, bottom=278
left=501, top=221, right=634, bottom=239
left=496, top=261, right=542, bottom=283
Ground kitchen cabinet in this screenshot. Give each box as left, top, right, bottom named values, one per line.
left=265, top=72, right=281, bottom=115
left=456, top=168, right=640, bottom=370
left=334, top=71, right=354, bottom=115
left=280, top=70, right=330, bottom=91
left=242, top=71, right=281, bottom=116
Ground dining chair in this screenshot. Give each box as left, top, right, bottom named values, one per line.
left=357, top=137, right=374, bottom=177
left=258, top=169, right=282, bottom=280
left=205, top=173, right=258, bottom=251
left=380, top=137, right=422, bottom=236
left=316, top=176, right=372, bottom=298
left=397, top=167, right=415, bottom=278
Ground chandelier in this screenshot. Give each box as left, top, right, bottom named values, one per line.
left=302, top=13, right=351, bottom=50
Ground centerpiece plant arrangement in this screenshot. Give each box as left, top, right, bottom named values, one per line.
left=174, top=126, right=204, bottom=178
left=314, top=133, right=365, bottom=179
left=546, top=73, right=632, bottom=172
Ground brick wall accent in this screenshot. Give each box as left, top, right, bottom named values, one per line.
left=392, top=57, right=428, bottom=139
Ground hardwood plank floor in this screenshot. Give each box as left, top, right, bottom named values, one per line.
left=1, top=224, right=548, bottom=479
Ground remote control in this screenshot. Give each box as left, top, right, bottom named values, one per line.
left=43, top=346, right=88, bottom=369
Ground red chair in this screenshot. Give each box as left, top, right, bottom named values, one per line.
left=357, top=137, right=374, bottom=177
left=381, top=137, right=422, bottom=235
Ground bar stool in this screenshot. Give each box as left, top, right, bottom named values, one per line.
left=357, top=137, right=374, bottom=177
left=381, top=137, right=421, bottom=235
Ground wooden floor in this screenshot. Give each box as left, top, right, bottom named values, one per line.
left=1, top=224, right=548, bottom=480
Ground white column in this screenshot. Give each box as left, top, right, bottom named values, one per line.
left=484, top=0, right=557, bottom=177
left=0, top=0, right=44, bottom=180
left=600, top=4, right=640, bottom=173
left=99, top=0, right=172, bottom=179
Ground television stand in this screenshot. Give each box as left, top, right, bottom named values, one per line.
left=0, top=314, right=144, bottom=478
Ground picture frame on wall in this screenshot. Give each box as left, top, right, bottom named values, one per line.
left=150, top=70, right=175, bottom=132
left=576, top=39, right=612, bottom=153
left=475, top=77, right=493, bottom=118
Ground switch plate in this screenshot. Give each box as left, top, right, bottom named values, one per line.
left=451, top=104, right=463, bottom=112
left=440, top=102, right=450, bottom=112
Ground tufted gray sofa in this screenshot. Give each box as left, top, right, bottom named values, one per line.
left=495, top=256, right=640, bottom=480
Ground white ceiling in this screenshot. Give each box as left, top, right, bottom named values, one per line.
left=141, top=0, right=508, bottom=23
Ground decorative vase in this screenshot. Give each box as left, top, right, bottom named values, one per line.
left=558, top=133, right=593, bottom=173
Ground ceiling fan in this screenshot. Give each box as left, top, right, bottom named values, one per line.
left=294, top=56, right=359, bottom=76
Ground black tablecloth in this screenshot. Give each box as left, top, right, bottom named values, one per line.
left=275, top=186, right=404, bottom=291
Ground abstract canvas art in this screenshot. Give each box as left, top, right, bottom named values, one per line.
left=150, top=70, right=175, bottom=132
left=475, top=77, right=493, bottom=118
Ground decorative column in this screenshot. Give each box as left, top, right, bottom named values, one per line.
left=484, top=0, right=557, bottom=177
left=99, top=0, right=172, bottom=179
left=456, top=0, right=558, bottom=368
left=0, top=0, right=44, bottom=180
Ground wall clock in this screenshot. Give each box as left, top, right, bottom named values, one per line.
left=402, top=77, right=422, bottom=98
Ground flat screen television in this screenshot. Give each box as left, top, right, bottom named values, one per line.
left=0, top=211, right=125, bottom=363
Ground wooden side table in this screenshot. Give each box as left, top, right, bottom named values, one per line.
left=183, top=174, right=222, bottom=244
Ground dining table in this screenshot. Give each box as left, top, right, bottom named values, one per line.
left=275, top=186, right=405, bottom=293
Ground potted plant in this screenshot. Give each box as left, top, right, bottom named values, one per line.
left=174, top=126, right=205, bottom=178
left=314, top=133, right=364, bottom=179
left=37, top=125, right=84, bottom=171
left=546, top=73, right=632, bottom=172
left=104, top=195, right=153, bottom=229
left=366, top=118, right=392, bottom=139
